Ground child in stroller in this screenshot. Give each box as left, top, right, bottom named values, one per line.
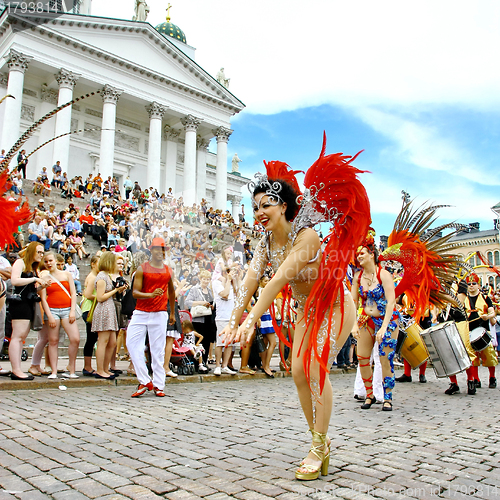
left=167, top=311, right=208, bottom=375
left=181, top=320, right=207, bottom=373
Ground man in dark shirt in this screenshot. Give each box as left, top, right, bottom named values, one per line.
left=465, top=274, right=497, bottom=390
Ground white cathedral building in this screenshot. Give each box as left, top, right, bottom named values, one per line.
left=0, top=1, right=248, bottom=219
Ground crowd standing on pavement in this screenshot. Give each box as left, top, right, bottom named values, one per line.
left=1, top=161, right=499, bottom=409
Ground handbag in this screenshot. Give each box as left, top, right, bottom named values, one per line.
left=51, top=275, right=82, bottom=319
left=114, top=299, right=128, bottom=329
left=86, top=298, right=97, bottom=323
left=32, top=302, right=44, bottom=331
left=121, top=276, right=136, bottom=318
left=191, top=304, right=212, bottom=318
left=80, top=297, right=94, bottom=313
left=254, top=331, right=267, bottom=353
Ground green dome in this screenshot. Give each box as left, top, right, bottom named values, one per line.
left=155, top=21, right=186, bottom=44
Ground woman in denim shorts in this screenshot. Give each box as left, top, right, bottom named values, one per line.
left=39, top=252, right=80, bottom=379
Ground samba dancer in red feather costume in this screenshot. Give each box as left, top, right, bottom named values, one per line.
left=224, top=134, right=371, bottom=481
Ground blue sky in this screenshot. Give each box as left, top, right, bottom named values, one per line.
left=91, top=0, right=500, bottom=238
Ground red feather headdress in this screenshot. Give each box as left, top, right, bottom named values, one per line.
left=379, top=203, right=466, bottom=322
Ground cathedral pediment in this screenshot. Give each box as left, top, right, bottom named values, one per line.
left=0, top=11, right=244, bottom=112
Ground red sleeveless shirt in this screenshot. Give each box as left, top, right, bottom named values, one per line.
left=136, top=261, right=171, bottom=312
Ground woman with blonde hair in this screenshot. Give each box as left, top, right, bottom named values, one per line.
left=185, top=269, right=216, bottom=364
left=212, top=245, right=233, bottom=282
left=92, top=252, right=128, bottom=379
left=38, top=252, right=80, bottom=378
left=9, top=242, right=52, bottom=380
left=109, top=254, right=128, bottom=375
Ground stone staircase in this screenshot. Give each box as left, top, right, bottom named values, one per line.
left=15, top=179, right=259, bottom=359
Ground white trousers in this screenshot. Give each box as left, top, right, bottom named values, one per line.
left=126, top=310, right=167, bottom=390
left=354, top=341, right=384, bottom=401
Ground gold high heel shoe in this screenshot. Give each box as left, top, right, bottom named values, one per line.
left=295, top=429, right=330, bottom=480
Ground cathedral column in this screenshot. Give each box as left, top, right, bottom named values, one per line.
left=180, top=115, right=201, bottom=206
left=213, top=126, right=233, bottom=211
left=146, top=102, right=166, bottom=189
left=99, top=85, right=122, bottom=182
left=196, top=136, right=210, bottom=203
left=1, top=49, right=32, bottom=154
left=37, top=85, right=59, bottom=171
left=52, top=69, right=80, bottom=172
left=232, top=195, right=242, bottom=222
left=164, top=125, right=180, bottom=196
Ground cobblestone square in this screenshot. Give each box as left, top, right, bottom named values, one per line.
left=0, top=368, right=499, bottom=499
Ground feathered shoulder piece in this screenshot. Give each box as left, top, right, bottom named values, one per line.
left=0, top=170, right=33, bottom=248
left=299, top=133, right=371, bottom=391
left=379, top=202, right=466, bottom=322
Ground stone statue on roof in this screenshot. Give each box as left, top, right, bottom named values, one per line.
left=133, top=0, right=150, bottom=22
left=231, top=153, right=241, bottom=173
left=216, top=67, right=230, bottom=89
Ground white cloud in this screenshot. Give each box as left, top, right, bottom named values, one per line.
left=352, top=106, right=500, bottom=186
left=91, top=0, right=500, bottom=114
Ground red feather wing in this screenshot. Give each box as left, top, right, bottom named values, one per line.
left=300, top=133, right=371, bottom=392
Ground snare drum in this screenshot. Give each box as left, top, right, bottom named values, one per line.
left=421, top=321, right=471, bottom=378
left=469, top=327, right=492, bottom=352
left=400, top=323, right=429, bottom=369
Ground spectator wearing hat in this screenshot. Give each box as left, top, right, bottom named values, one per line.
left=36, top=199, right=46, bottom=213
left=127, top=237, right=176, bottom=398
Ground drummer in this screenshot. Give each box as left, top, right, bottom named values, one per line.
left=442, top=280, right=478, bottom=395
left=464, top=274, right=498, bottom=390
left=395, top=295, right=431, bottom=384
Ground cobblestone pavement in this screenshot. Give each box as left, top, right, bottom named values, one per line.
left=0, top=367, right=499, bottom=500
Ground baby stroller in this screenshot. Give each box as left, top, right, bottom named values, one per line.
left=169, top=310, right=197, bottom=375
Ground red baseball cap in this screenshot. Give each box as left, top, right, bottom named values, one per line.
left=149, top=237, right=166, bottom=249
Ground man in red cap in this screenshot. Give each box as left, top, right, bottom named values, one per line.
left=464, top=273, right=498, bottom=390
left=127, top=237, right=176, bottom=397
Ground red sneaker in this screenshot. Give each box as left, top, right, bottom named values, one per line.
left=131, top=382, right=153, bottom=397
left=153, top=387, right=165, bottom=397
